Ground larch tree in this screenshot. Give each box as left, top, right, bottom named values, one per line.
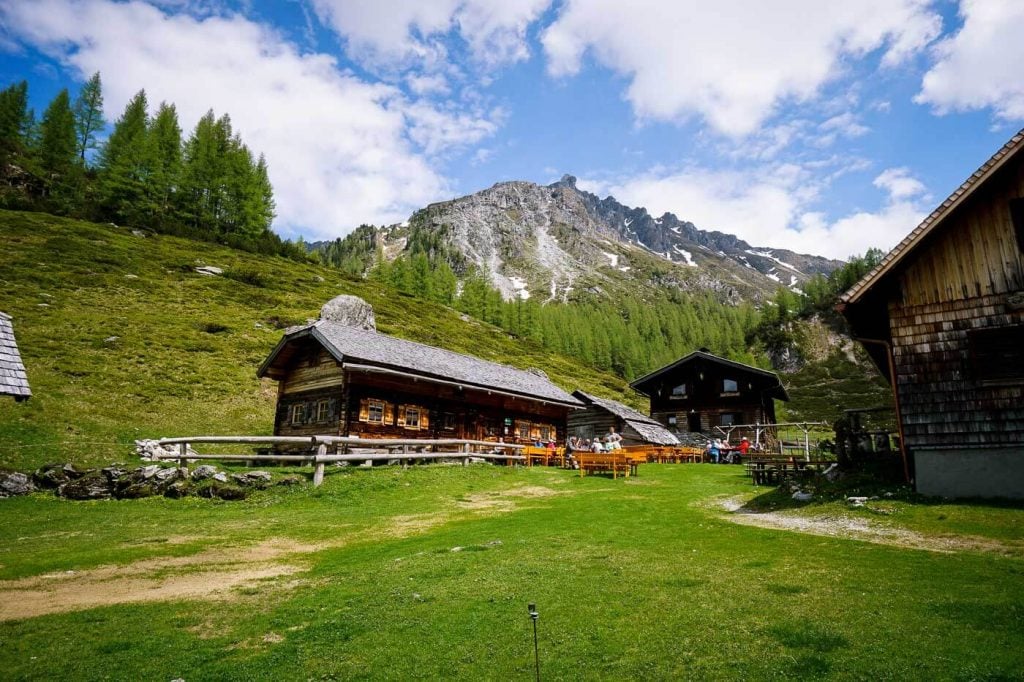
left=97, top=89, right=151, bottom=225
left=38, top=88, right=80, bottom=207
left=147, top=101, right=182, bottom=227
left=73, top=72, right=104, bottom=164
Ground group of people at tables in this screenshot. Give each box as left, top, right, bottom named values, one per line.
left=705, top=436, right=751, bottom=463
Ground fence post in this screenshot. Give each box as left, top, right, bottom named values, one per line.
left=462, top=442, right=470, bottom=466
left=178, top=442, right=189, bottom=477
left=313, top=442, right=326, bottom=487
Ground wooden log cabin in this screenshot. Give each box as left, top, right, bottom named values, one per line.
left=629, top=349, right=787, bottom=440
left=568, top=391, right=679, bottom=446
left=257, top=317, right=582, bottom=445
left=838, top=128, right=1024, bottom=499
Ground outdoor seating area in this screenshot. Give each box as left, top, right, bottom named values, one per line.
left=744, top=455, right=834, bottom=485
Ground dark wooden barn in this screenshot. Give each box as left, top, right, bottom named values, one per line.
left=568, top=391, right=679, bottom=446
left=0, top=313, right=31, bottom=402
left=838, top=128, right=1024, bottom=499
left=258, top=319, right=582, bottom=444
left=629, top=349, right=787, bottom=440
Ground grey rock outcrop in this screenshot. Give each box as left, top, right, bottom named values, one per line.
left=320, top=295, right=376, bottom=331
left=60, top=472, right=114, bottom=500
left=0, top=471, right=35, bottom=497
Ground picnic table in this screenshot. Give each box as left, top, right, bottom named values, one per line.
left=745, top=457, right=833, bottom=485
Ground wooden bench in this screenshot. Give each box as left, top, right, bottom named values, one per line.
left=577, top=452, right=632, bottom=478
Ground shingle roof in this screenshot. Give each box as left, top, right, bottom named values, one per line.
left=573, top=390, right=658, bottom=424
left=0, top=313, right=31, bottom=400
left=573, top=391, right=679, bottom=445
left=626, top=419, right=679, bottom=446
left=261, top=321, right=582, bottom=407
left=840, top=127, right=1024, bottom=305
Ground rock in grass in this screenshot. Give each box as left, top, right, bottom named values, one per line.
left=201, top=482, right=247, bottom=501
left=118, top=482, right=159, bottom=499
left=191, top=464, right=218, bottom=480
left=0, top=471, right=35, bottom=497
left=232, top=471, right=273, bottom=488
left=164, top=480, right=192, bottom=498
left=59, top=472, right=114, bottom=500
left=33, top=463, right=71, bottom=489
left=791, top=490, right=814, bottom=502
left=274, top=475, right=303, bottom=487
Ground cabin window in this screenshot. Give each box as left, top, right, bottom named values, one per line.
left=405, top=407, right=421, bottom=429
left=518, top=421, right=531, bottom=439
left=441, top=413, right=457, bottom=431
left=670, top=383, right=688, bottom=398
left=1010, top=198, right=1024, bottom=252
left=719, top=412, right=743, bottom=427
left=367, top=399, right=385, bottom=424
left=968, top=325, right=1024, bottom=383
left=290, top=403, right=305, bottom=425
left=722, top=378, right=739, bottom=394
left=539, top=425, right=552, bottom=441
left=315, top=400, right=330, bottom=422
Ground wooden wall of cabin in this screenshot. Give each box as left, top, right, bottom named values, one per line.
left=342, top=372, right=568, bottom=444
left=887, top=156, right=1024, bottom=451
left=567, top=407, right=620, bottom=442
left=889, top=292, right=1024, bottom=450
left=273, top=345, right=346, bottom=437
left=897, top=157, right=1023, bottom=307
left=650, top=403, right=770, bottom=440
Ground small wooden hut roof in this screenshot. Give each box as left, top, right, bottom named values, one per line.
left=629, top=349, right=789, bottom=401
left=259, top=320, right=583, bottom=408
left=572, top=390, right=679, bottom=445
left=0, top=313, right=31, bottom=401
left=840, top=127, right=1024, bottom=306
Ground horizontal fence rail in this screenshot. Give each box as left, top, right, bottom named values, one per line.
left=153, top=436, right=527, bottom=486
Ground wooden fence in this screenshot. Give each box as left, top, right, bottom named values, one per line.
left=153, top=436, right=526, bottom=487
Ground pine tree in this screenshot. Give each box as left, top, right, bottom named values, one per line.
left=97, top=90, right=151, bottom=225
left=73, top=72, right=104, bottom=164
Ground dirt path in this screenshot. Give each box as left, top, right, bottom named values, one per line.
left=717, top=496, right=1022, bottom=555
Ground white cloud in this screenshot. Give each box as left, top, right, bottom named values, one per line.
left=917, top=0, right=1024, bottom=121
left=2, top=0, right=505, bottom=239
left=873, top=167, right=927, bottom=201
left=542, top=0, right=941, bottom=137
left=584, top=162, right=927, bottom=260
left=311, top=0, right=551, bottom=71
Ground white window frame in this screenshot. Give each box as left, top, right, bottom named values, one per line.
left=367, top=399, right=385, bottom=424
left=316, top=400, right=330, bottom=423
left=290, top=403, right=304, bottom=425
left=405, top=407, right=420, bottom=429
left=671, top=383, right=688, bottom=398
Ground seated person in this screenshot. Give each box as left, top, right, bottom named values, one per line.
left=591, top=438, right=605, bottom=453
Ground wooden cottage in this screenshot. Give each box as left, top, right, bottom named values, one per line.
left=0, top=313, right=31, bottom=402
left=568, top=391, right=680, bottom=446
left=838, top=128, right=1024, bottom=499
left=257, top=317, right=582, bottom=444
left=629, top=349, right=787, bottom=439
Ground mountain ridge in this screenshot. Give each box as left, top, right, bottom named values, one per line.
left=318, top=174, right=842, bottom=305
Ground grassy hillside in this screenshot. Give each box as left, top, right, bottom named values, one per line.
left=0, top=210, right=637, bottom=471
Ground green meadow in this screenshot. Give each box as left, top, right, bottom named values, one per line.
left=1, top=464, right=1023, bottom=680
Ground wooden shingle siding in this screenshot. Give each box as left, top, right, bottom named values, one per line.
left=889, top=293, right=1024, bottom=449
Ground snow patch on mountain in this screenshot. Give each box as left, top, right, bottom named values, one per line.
left=672, top=244, right=696, bottom=267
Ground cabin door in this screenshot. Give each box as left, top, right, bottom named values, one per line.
left=687, top=412, right=701, bottom=432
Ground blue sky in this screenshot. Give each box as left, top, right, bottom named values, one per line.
left=1, top=0, right=1022, bottom=259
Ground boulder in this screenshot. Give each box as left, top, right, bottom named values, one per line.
left=791, top=490, right=814, bottom=502
left=232, top=471, right=273, bottom=488
left=33, top=463, right=71, bottom=489
left=118, top=482, right=159, bottom=499
left=198, top=482, right=247, bottom=501
left=195, top=265, right=223, bottom=276
left=164, top=480, right=193, bottom=499
left=101, top=465, right=129, bottom=482
left=212, top=472, right=229, bottom=483
left=0, top=472, right=35, bottom=497
left=191, top=464, right=219, bottom=480
left=319, top=295, right=376, bottom=331
left=275, top=475, right=303, bottom=487
left=60, top=472, right=114, bottom=500
left=135, top=439, right=198, bottom=462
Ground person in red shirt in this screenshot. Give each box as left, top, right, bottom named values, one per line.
left=738, top=437, right=751, bottom=457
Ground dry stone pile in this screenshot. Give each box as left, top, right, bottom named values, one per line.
left=0, top=462, right=301, bottom=502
